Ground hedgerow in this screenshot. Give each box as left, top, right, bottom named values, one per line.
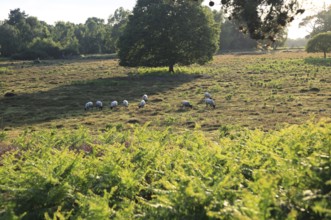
left=0, top=121, right=330, bottom=219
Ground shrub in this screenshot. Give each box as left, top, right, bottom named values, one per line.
left=11, top=49, right=49, bottom=60
left=0, top=121, right=330, bottom=219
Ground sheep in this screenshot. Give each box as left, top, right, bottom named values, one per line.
left=204, top=92, right=212, bottom=99
left=123, top=100, right=129, bottom=107
left=205, top=98, right=216, bottom=108
left=142, top=94, right=148, bottom=102
left=181, top=100, right=193, bottom=109
left=95, top=100, right=103, bottom=110
left=110, top=100, right=118, bottom=109
left=84, top=101, right=93, bottom=111
left=138, top=99, right=146, bottom=108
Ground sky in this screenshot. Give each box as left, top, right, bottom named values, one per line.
left=0, top=0, right=330, bottom=39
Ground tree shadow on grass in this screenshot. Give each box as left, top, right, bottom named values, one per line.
left=0, top=71, right=199, bottom=128
left=304, top=57, right=331, bottom=67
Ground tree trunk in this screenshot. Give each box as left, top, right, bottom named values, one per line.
left=168, top=64, right=174, bottom=73
left=324, top=51, right=326, bottom=59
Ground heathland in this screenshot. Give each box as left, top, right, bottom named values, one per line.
left=0, top=52, right=330, bottom=219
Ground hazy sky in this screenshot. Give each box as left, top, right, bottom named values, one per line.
left=0, top=0, right=330, bottom=39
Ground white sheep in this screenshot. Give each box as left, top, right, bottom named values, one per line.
left=181, top=100, right=193, bottom=109
left=205, top=98, right=216, bottom=108
left=204, top=92, right=212, bottom=99
left=123, top=100, right=129, bottom=107
left=138, top=99, right=146, bottom=108
left=142, top=94, right=148, bottom=102
left=84, top=101, right=93, bottom=111
left=95, top=100, right=103, bottom=110
left=110, top=100, right=118, bottom=109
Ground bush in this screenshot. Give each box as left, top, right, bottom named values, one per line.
left=11, top=49, right=49, bottom=60
left=28, top=38, right=62, bottom=59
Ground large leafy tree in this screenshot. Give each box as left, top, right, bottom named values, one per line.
left=118, top=0, right=220, bottom=72
left=306, top=32, right=331, bottom=59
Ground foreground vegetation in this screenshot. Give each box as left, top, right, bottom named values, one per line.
left=0, top=120, right=330, bottom=219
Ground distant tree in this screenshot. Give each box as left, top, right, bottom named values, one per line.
left=299, top=5, right=331, bottom=38
left=105, top=7, right=131, bottom=53
left=285, top=38, right=308, bottom=48
left=0, top=8, right=51, bottom=56
left=219, top=20, right=257, bottom=51
left=81, top=17, right=106, bottom=54
left=306, top=32, right=331, bottom=58
left=118, top=0, right=219, bottom=72
left=52, top=21, right=79, bottom=55
left=272, top=28, right=288, bottom=49
left=7, top=8, right=28, bottom=25
left=259, top=27, right=288, bottom=50
left=0, top=24, right=20, bottom=56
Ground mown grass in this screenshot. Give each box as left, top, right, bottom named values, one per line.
left=1, top=52, right=331, bottom=138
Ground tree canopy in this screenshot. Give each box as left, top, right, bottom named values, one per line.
left=306, top=32, right=331, bottom=58
left=118, top=0, right=220, bottom=71
left=207, top=0, right=304, bottom=41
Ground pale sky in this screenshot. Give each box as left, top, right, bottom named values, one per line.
left=0, top=0, right=330, bottom=39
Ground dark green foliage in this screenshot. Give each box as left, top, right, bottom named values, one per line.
left=0, top=23, right=21, bottom=56
left=306, top=32, right=331, bottom=59
left=11, top=49, right=49, bottom=60
left=28, top=38, right=62, bottom=58
left=0, top=121, right=330, bottom=219
left=219, top=0, right=303, bottom=41
left=0, top=7, right=129, bottom=59
left=118, top=0, right=219, bottom=70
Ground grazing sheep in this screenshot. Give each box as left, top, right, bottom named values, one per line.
left=204, top=92, right=212, bottom=99
left=181, top=100, right=193, bottom=109
left=205, top=98, right=216, bottom=108
left=123, top=100, right=129, bottom=107
left=110, top=101, right=118, bottom=109
left=84, top=101, right=93, bottom=111
left=138, top=100, right=146, bottom=108
left=95, top=100, right=103, bottom=110
left=142, top=94, right=148, bottom=102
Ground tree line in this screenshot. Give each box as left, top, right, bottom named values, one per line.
left=0, top=8, right=130, bottom=59
left=1, top=0, right=313, bottom=66
left=0, top=6, right=281, bottom=61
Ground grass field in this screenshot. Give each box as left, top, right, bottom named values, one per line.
left=0, top=52, right=331, bottom=219
left=1, top=52, right=331, bottom=138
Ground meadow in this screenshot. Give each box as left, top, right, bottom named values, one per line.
left=0, top=52, right=330, bottom=219
left=1, top=52, right=331, bottom=137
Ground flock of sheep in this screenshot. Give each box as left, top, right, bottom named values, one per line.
left=84, top=92, right=216, bottom=111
